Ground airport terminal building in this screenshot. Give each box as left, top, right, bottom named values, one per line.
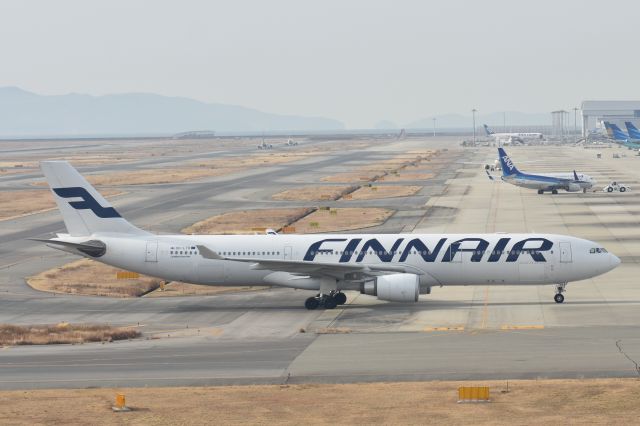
left=581, top=100, right=640, bottom=136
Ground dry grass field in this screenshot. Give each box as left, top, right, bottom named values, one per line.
left=272, top=185, right=355, bottom=201
left=293, top=207, right=394, bottom=233
left=144, top=282, right=267, bottom=297
left=28, top=259, right=264, bottom=298
left=0, top=379, right=638, bottom=425
left=84, top=167, right=244, bottom=186
left=380, top=172, right=435, bottom=182
left=348, top=185, right=421, bottom=200
left=27, top=259, right=162, bottom=298
left=321, top=171, right=385, bottom=183
left=0, top=323, right=139, bottom=346
left=0, top=189, right=122, bottom=221
left=190, top=152, right=311, bottom=169
left=182, top=208, right=313, bottom=234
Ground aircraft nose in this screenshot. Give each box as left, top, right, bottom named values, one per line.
left=610, top=253, right=621, bottom=268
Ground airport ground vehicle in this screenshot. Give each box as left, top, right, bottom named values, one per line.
left=603, top=182, right=630, bottom=193
left=35, top=161, right=620, bottom=309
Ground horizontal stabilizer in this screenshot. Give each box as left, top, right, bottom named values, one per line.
left=29, top=238, right=106, bottom=257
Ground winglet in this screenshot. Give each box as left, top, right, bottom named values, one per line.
left=573, top=170, right=579, bottom=181
left=196, top=245, right=224, bottom=260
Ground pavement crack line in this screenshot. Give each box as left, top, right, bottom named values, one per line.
left=615, top=339, right=640, bottom=376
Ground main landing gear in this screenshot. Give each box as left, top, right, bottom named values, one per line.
left=305, top=291, right=347, bottom=310
left=537, top=189, right=558, bottom=195
left=554, top=283, right=567, bottom=303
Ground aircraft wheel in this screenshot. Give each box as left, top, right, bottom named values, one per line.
left=305, top=297, right=319, bottom=310
left=607, top=187, right=614, bottom=192
left=554, top=293, right=565, bottom=304
left=324, top=297, right=337, bottom=309
left=334, top=292, right=347, bottom=305
left=620, top=187, right=626, bottom=192
left=537, top=189, right=544, bottom=195
left=552, top=189, right=558, bottom=194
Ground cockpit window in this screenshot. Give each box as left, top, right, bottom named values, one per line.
left=589, top=247, right=608, bottom=254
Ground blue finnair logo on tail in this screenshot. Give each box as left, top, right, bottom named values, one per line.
left=53, top=187, right=121, bottom=218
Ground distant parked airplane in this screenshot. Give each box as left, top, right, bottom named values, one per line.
left=624, top=122, right=640, bottom=140
left=487, top=148, right=595, bottom=194
left=483, top=124, right=543, bottom=144
left=603, top=122, right=640, bottom=148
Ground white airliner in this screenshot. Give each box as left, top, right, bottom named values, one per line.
left=483, top=124, right=543, bottom=144
left=34, top=161, right=619, bottom=309
left=488, top=148, right=596, bottom=194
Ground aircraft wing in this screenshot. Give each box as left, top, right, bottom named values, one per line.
left=197, top=245, right=419, bottom=279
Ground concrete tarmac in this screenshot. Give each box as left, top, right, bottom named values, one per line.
left=1, top=138, right=640, bottom=389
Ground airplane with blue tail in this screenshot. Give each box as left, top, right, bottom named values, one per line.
left=487, top=148, right=595, bottom=194
left=624, top=122, right=640, bottom=140
left=603, top=122, right=640, bottom=148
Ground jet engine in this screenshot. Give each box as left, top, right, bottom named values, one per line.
left=360, top=273, right=420, bottom=302
left=567, top=182, right=581, bottom=192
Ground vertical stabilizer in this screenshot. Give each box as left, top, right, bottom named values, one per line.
left=41, top=161, right=148, bottom=236
left=609, top=123, right=629, bottom=141
left=497, top=148, right=520, bottom=176
left=625, top=122, right=640, bottom=139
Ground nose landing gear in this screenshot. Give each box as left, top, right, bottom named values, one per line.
left=554, top=283, right=567, bottom=303
left=304, top=291, right=347, bottom=310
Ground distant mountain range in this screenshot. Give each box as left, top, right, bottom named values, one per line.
left=0, top=87, right=344, bottom=137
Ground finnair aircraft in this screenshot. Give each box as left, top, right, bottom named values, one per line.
left=483, top=124, right=543, bottom=144
left=488, top=148, right=595, bottom=194
left=34, top=161, right=618, bottom=308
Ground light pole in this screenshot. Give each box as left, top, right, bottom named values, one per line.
left=472, top=109, right=477, bottom=144
left=432, top=118, right=436, bottom=137
left=573, top=107, right=579, bottom=141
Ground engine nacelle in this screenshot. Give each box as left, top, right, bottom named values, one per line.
left=567, top=182, right=581, bottom=192
left=360, top=273, right=420, bottom=302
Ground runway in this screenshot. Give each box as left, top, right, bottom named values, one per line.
left=1, top=137, right=640, bottom=389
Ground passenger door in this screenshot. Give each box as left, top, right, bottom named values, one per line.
left=559, top=242, right=572, bottom=263
left=283, top=246, right=293, bottom=261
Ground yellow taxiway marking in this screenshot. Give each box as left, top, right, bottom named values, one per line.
left=423, top=326, right=465, bottom=332
left=500, top=325, right=545, bottom=330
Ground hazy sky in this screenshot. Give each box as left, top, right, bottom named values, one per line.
left=1, top=0, right=638, bottom=128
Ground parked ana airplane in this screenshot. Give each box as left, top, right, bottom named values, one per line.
left=483, top=124, right=543, bottom=144
left=487, top=148, right=595, bottom=194
left=34, top=161, right=618, bottom=308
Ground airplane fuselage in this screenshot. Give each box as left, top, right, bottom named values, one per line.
left=56, top=232, right=618, bottom=291
left=502, top=172, right=593, bottom=192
